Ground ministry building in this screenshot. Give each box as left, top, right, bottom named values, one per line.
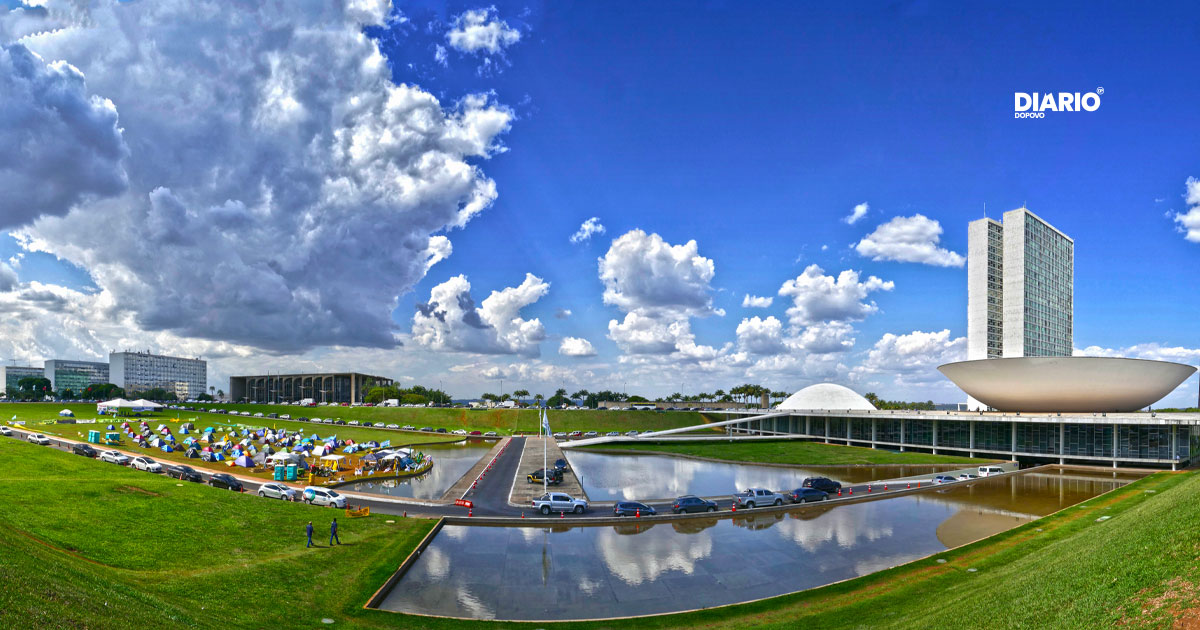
left=110, top=351, right=207, bottom=399
left=44, top=359, right=110, bottom=393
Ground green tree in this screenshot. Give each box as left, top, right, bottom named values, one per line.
left=400, top=392, right=428, bottom=405
left=513, top=389, right=530, bottom=406
left=546, top=388, right=570, bottom=408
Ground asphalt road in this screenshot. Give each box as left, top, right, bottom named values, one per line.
left=3, top=427, right=967, bottom=521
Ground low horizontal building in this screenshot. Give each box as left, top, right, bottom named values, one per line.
left=1, top=365, right=44, bottom=392
left=229, top=372, right=393, bottom=405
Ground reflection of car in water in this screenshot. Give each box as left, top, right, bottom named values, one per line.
left=612, top=522, right=656, bottom=536
left=731, top=512, right=785, bottom=531
left=671, top=518, right=719, bottom=535
left=788, top=504, right=834, bottom=521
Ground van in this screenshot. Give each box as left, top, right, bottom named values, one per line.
left=978, top=465, right=1005, bottom=477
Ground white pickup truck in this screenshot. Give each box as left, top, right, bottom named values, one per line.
left=532, top=492, right=588, bottom=515
left=733, top=488, right=786, bottom=509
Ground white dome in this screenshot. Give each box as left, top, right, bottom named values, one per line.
left=778, top=383, right=875, bottom=411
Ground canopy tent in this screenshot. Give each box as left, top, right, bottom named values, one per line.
left=58, top=409, right=74, bottom=417
left=132, top=399, right=163, bottom=410
left=97, top=398, right=159, bottom=415
left=360, top=453, right=380, bottom=463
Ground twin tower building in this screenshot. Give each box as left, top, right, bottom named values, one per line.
left=966, top=207, right=1074, bottom=409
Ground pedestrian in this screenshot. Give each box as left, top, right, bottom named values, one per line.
left=330, top=517, right=340, bottom=545
left=306, top=521, right=314, bottom=548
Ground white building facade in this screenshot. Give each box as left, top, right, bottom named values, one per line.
left=110, top=351, right=207, bottom=399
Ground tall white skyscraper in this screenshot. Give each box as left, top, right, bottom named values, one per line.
left=967, top=207, right=1073, bottom=408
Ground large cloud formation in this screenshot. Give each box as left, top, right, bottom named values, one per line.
left=778, top=264, right=893, bottom=327
left=6, top=0, right=511, bottom=352
left=0, top=41, right=127, bottom=228
left=412, top=273, right=549, bottom=357
left=854, top=214, right=964, bottom=267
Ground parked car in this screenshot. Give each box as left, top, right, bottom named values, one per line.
left=978, top=465, right=1005, bottom=477
left=402, top=425, right=415, bottom=431
left=733, top=488, right=785, bottom=509
left=785, top=488, right=829, bottom=503
left=165, top=464, right=203, bottom=482
left=72, top=443, right=98, bottom=457
left=469, top=430, right=482, bottom=436
left=387, top=424, right=400, bottom=429
left=552, top=432, right=567, bottom=439
left=258, top=483, right=295, bottom=500
left=131, top=456, right=163, bottom=473
left=0, top=426, right=12, bottom=436
left=672, top=495, right=718, bottom=514
left=932, top=475, right=958, bottom=484
left=532, top=492, right=588, bottom=515
left=614, top=501, right=656, bottom=517
left=583, top=431, right=599, bottom=438
left=527, top=468, right=564, bottom=485
left=280, top=414, right=291, bottom=420
left=100, top=450, right=131, bottom=465
left=569, top=431, right=583, bottom=438
left=801, top=477, right=842, bottom=493
left=302, top=486, right=346, bottom=508
left=348, top=420, right=360, bottom=426
left=958, top=473, right=979, bottom=480
left=625, top=430, right=639, bottom=437
left=452, top=429, right=467, bottom=435
left=419, top=427, right=434, bottom=432
left=435, top=428, right=448, bottom=433
left=484, top=431, right=498, bottom=437
left=27, top=433, right=51, bottom=445
left=209, top=473, right=243, bottom=491
left=605, top=431, right=620, bottom=437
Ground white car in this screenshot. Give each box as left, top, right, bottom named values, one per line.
left=100, top=450, right=131, bottom=465
left=452, top=429, right=468, bottom=435
left=258, top=483, right=296, bottom=500
left=131, top=456, right=163, bottom=473
left=0, top=426, right=12, bottom=436
left=348, top=420, right=360, bottom=426
left=386, top=424, right=399, bottom=429
left=280, top=414, right=291, bottom=420
left=302, top=486, right=346, bottom=508
left=27, top=433, right=51, bottom=445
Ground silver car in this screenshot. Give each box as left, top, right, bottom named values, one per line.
left=258, top=483, right=295, bottom=500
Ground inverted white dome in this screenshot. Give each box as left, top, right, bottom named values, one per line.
left=778, top=383, right=876, bottom=411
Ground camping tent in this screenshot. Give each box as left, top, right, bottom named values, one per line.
left=58, top=409, right=74, bottom=417
left=184, top=448, right=200, bottom=458
left=234, top=454, right=254, bottom=467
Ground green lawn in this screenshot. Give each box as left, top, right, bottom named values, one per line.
left=3, top=434, right=1193, bottom=629
left=584, top=439, right=992, bottom=466
left=2, top=401, right=713, bottom=435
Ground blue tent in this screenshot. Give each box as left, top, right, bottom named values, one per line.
left=212, top=452, right=225, bottom=461
left=161, top=444, right=174, bottom=453
left=106, top=424, right=115, bottom=430
left=379, top=440, right=390, bottom=448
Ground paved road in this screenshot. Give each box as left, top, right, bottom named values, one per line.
left=3, top=427, right=978, bottom=521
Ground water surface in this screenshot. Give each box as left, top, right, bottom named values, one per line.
left=567, top=450, right=969, bottom=501
left=380, top=469, right=1135, bottom=620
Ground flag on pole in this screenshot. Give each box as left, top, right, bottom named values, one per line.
left=541, top=409, right=551, bottom=436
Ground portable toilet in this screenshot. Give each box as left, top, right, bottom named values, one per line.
left=273, top=465, right=285, bottom=481
left=286, top=464, right=298, bottom=481
left=87, top=430, right=101, bottom=444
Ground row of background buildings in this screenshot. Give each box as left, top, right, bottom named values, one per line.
left=2, top=351, right=206, bottom=399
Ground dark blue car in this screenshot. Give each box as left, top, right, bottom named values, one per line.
left=614, top=501, right=655, bottom=517
left=786, top=488, right=829, bottom=503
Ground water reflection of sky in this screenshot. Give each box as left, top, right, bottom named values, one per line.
left=567, top=450, right=962, bottom=501
left=381, top=471, right=1130, bottom=620
left=342, top=440, right=493, bottom=499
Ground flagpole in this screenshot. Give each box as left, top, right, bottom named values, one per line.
left=542, top=407, right=548, bottom=495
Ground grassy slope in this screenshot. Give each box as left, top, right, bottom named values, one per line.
left=4, top=401, right=709, bottom=434
left=0, top=437, right=435, bottom=629
left=586, top=439, right=992, bottom=465
left=4, top=435, right=1194, bottom=629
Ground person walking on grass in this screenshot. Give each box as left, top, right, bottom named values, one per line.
left=330, top=518, right=341, bottom=545
left=306, top=521, right=314, bottom=548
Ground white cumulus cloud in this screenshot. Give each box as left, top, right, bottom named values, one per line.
left=446, top=7, right=520, bottom=54
left=778, top=264, right=893, bottom=328
left=559, top=337, right=597, bottom=357
left=843, top=202, right=868, bottom=225
left=7, top=0, right=513, bottom=353
left=0, top=42, right=128, bottom=229
left=569, top=217, right=606, bottom=244
left=599, top=229, right=722, bottom=319
left=1173, top=176, right=1200, bottom=243
left=412, top=273, right=549, bottom=357
left=851, top=329, right=966, bottom=385
left=854, top=214, right=965, bottom=267
left=741, top=294, right=773, bottom=308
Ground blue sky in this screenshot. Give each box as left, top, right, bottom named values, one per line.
left=1, top=1, right=1197, bottom=403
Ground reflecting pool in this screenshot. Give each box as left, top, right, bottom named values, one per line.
left=567, top=450, right=971, bottom=501
left=343, top=439, right=494, bottom=500
left=378, top=469, right=1137, bottom=620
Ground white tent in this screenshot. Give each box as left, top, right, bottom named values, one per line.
left=131, top=399, right=163, bottom=410
left=97, top=398, right=137, bottom=413
left=58, top=409, right=74, bottom=417
left=319, top=455, right=345, bottom=462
